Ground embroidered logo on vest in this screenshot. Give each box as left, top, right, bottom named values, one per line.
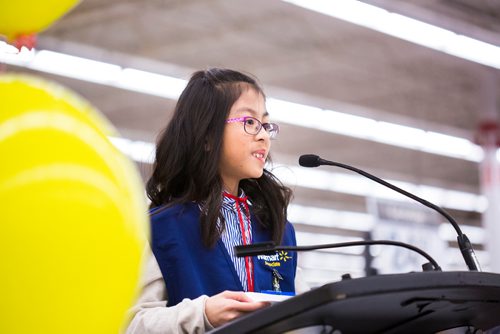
left=257, top=251, right=292, bottom=267
left=279, top=251, right=292, bottom=262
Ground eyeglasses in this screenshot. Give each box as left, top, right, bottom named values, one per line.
left=226, top=116, right=280, bottom=139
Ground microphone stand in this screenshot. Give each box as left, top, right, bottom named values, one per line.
left=300, top=154, right=481, bottom=271
left=235, top=240, right=442, bottom=271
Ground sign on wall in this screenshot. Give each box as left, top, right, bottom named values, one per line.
left=368, top=198, right=447, bottom=274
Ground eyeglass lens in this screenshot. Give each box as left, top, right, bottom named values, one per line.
left=239, top=117, right=279, bottom=139
left=244, top=118, right=261, bottom=134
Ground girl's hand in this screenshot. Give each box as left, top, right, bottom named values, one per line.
left=204, top=290, right=270, bottom=327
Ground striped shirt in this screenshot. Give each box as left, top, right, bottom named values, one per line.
left=220, top=191, right=253, bottom=291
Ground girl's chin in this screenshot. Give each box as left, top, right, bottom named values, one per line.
left=253, top=170, right=265, bottom=179
left=244, top=170, right=264, bottom=180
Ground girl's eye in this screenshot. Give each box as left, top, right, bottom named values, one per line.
left=245, top=118, right=256, bottom=126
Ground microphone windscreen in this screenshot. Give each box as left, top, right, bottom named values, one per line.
left=299, top=154, right=321, bottom=167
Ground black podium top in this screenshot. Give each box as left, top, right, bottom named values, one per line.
left=209, top=271, right=500, bottom=334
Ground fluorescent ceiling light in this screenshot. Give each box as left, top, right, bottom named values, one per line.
left=296, top=231, right=364, bottom=246
left=33, top=50, right=122, bottom=84
left=0, top=47, right=483, bottom=162
left=108, top=136, right=155, bottom=164
left=118, top=68, right=187, bottom=99
left=282, top=0, right=500, bottom=69
left=267, top=98, right=483, bottom=162
left=288, top=203, right=374, bottom=231
left=0, top=46, right=188, bottom=98
left=421, top=131, right=482, bottom=159
left=273, top=165, right=487, bottom=212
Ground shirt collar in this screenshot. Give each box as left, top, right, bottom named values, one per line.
left=222, top=190, right=249, bottom=211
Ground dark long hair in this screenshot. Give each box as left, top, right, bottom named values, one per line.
left=146, top=68, right=292, bottom=247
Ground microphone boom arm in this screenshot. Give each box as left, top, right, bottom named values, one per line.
left=321, top=159, right=461, bottom=235
left=300, top=154, right=481, bottom=271
left=235, top=240, right=442, bottom=271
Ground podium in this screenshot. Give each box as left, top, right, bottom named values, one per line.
left=209, top=271, right=500, bottom=334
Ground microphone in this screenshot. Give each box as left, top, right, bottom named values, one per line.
left=235, top=240, right=441, bottom=271
left=299, top=154, right=481, bottom=272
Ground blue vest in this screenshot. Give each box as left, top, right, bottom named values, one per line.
left=150, top=202, right=297, bottom=306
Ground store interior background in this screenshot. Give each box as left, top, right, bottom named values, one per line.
left=3, top=0, right=500, bottom=287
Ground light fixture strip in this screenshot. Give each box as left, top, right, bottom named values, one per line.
left=0, top=44, right=483, bottom=162
left=282, top=0, right=500, bottom=69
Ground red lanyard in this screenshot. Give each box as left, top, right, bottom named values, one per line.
left=224, top=192, right=254, bottom=292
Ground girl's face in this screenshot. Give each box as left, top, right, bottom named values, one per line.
left=219, top=87, right=271, bottom=195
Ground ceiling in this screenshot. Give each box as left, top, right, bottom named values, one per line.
left=3, top=0, right=500, bottom=284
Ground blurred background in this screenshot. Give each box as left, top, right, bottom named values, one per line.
left=2, top=0, right=499, bottom=288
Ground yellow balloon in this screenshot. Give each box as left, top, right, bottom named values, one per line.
left=0, top=0, right=80, bottom=41
left=0, top=74, right=148, bottom=334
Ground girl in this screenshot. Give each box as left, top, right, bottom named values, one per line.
left=126, top=68, right=300, bottom=333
